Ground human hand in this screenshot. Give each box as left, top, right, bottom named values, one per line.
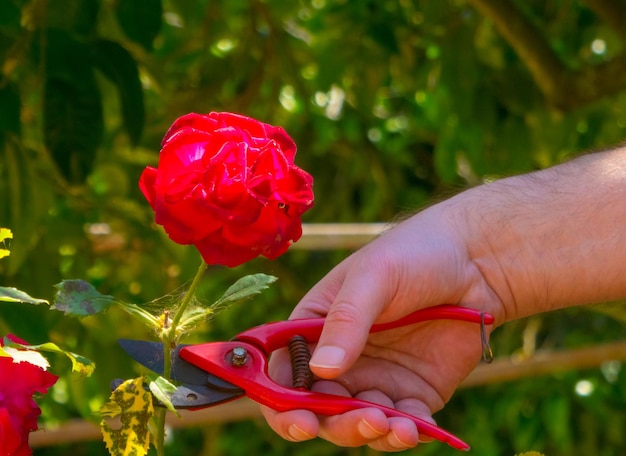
left=262, top=148, right=626, bottom=450
left=262, top=203, right=504, bottom=451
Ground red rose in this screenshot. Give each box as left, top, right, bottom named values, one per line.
left=0, top=335, right=58, bottom=456
left=139, top=112, right=314, bottom=267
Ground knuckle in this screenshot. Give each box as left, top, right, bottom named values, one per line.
left=326, top=302, right=365, bottom=328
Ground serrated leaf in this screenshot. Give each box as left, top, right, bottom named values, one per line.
left=92, top=39, right=144, bottom=144
left=0, top=286, right=48, bottom=305
left=51, top=279, right=116, bottom=316
left=3, top=337, right=95, bottom=376
left=214, top=273, right=278, bottom=307
left=101, top=377, right=153, bottom=456
left=147, top=374, right=179, bottom=415
left=116, top=0, right=162, bottom=51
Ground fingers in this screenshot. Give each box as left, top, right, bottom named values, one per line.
left=260, top=405, right=319, bottom=442
left=264, top=405, right=417, bottom=450
left=307, top=250, right=396, bottom=379
left=261, top=384, right=431, bottom=451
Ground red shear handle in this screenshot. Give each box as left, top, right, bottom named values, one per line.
left=236, top=304, right=494, bottom=354
left=181, top=341, right=471, bottom=451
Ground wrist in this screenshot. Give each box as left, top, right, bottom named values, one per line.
left=455, top=149, right=626, bottom=323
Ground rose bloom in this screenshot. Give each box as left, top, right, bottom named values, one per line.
left=140, top=112, right=314, bottom=267
left=0, top=335, right=58, bottom=456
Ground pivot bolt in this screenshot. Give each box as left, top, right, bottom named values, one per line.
left=231, top=347, right=248, bottom=366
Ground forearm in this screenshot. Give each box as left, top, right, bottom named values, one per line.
left=452, top=147, right=626, bottom=324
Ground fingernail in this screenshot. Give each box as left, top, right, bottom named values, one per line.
left=287, top=424, right=314, bottom=441
left=309, top=346, right=346, bottom=369
left=389, top=430, right=412, bottom=449
left=358, top=419, right=385, bottom=439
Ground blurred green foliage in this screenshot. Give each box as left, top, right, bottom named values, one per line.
left=1, top=0, right=625, bottom=455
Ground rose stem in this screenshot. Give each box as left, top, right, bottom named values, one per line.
left=155, top=259, right=208, bottom=456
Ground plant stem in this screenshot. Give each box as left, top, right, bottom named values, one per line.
left=154, top=259, right=208, bottom=456
left=169, top=260, right=208, bottom=333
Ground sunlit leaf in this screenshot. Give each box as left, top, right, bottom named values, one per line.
left=213, top=273, right=278, bottom=307
left=101, top=377, right=153, bottom=456
left=51, top=279, right=116, bottom=316
left=2, top=343, right=50, bottom=370
left=0, top=286, right=48, bottom=305
left=0, top=227, right=12, bottom=242
left=3, top=337, right=95, bottom=376
left=0, top=227, right=12, bottom=259
left=147, top=374, right=179, bottom=415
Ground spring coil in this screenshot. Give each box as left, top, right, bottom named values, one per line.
left=288, top=335, right=314, bottom=390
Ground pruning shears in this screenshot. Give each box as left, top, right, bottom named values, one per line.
left=116, top=304, right=495, bottom=451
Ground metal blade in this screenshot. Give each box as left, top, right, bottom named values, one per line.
left=118, top=339, right=241, bottom=392
left=110, top=378, right=244, bottom=409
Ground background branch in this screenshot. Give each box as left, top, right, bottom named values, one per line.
left=468, top=0, right=626, bottom=110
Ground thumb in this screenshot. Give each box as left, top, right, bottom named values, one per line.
left=308, top=261, right=390, bottom=379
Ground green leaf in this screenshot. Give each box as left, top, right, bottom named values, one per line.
left=147, top=374, right=179, bottom=416
left=0, top=286, right=48, bottom=305
left=101, top=377, right=153, bottom=456
left=116, top=0, right=162, bottom=51
left=92, top=39, right=144, bottom=144
left=3, top=337, right=95, bottom=376
left=44, top=76, right=103, bottom=183
left=51, top=279, right=116, bottom=316
left=42, top=29, right=103, bottom=183
left=213, top=273, right=278, bottom=307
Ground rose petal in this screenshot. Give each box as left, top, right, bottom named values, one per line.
left=142, top=112, right=313, bottom=267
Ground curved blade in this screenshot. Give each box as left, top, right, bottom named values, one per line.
left=118, top=339, right=241, bottom=392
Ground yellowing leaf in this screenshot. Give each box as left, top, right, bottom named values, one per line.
left=0, top=227, right=12, bottom=259
left=0, top=228, right=12, bottom=242
left=101, top=377, right=154, bottom=456
left=516, top=452, right=546, bottom=456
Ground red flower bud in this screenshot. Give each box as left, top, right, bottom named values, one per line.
left=139, top=112, right=314, bottom=267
